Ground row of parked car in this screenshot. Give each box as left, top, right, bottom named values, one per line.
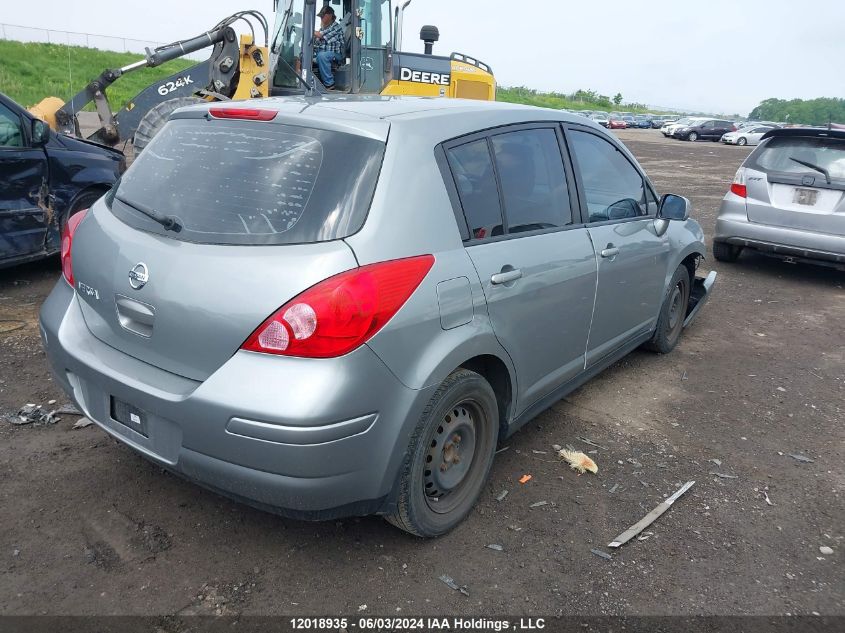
left=567, top=110, right=680, bottom=130
left=660, top=117, right=785, bottom=145
left=569, top=110, right=795, bottom=147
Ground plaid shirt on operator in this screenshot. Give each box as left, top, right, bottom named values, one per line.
left=315, top=20, right=345, bottom=56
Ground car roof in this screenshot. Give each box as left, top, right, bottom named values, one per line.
left=760, top=127, right=845, bottom=142
left=180, top=95, right=567, bottom=121
left=173, top=96, right=605, bottom=141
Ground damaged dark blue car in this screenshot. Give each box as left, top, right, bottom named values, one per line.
left=1, top=92, right=124, bottom=270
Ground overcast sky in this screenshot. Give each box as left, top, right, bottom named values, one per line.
left=3, top=0, right=843, bottom=114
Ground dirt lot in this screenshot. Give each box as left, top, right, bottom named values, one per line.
left=1, top=130, right=842, bottom=617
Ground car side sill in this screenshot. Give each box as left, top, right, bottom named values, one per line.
left=504, top=330, right=653, bottom=439
left=0, top=248, right=52, bottom=271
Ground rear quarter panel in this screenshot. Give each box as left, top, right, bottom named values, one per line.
left=365, top=245, right=517, bottom=397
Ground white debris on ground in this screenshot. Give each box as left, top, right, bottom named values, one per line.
left=3, top=402, right=81, bottom=426
left=555, top=445, right=598, bottom=474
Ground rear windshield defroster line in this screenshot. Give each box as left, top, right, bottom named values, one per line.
left=109, top=118, right=386, bottom=245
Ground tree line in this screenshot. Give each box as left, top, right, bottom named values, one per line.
left=748, top=98, right=844, bottom=126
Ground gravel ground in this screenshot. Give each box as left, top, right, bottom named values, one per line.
left=0, top=129, right=842, bottom=617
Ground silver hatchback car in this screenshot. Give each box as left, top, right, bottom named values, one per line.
left=40, top=97, right=715, bottom=537
left=714, top=128, right=845, bottom=269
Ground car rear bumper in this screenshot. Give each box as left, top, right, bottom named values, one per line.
left=39, top=281, right=435, bottom=519
left=715, top=199, right=845, bottom=267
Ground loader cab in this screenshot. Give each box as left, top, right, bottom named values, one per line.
left=270, top=0, right=394, bottom=95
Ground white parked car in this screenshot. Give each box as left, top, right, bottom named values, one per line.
left=721, top=126, right=774, bottom=146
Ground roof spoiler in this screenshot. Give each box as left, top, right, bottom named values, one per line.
left=760, top=127, right=845, bottom=141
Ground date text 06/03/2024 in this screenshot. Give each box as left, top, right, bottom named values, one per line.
left=289, top=617, right=546, bottom=631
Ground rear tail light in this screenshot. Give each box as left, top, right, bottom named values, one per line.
left=729, top=183, right=747, bottom=197
left=61, top=209, right=88, bottom=287
left=730, top=168, right=747, bottom=198
left=241, top=255, right=435, bottom=358
left=208, top=108, right=277, bottom=121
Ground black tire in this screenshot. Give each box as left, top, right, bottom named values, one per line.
left=644, top=265, right=691, bottom=354
left=687, top=131, right=699, bottom=141
left=385, top=369, right=498, bottom=537
left=63, top=190, right=104, bottom=229
left=737, top=137, right=748, bottom=146
left=713, top=240, right=743, bottom=262
left=133, top=96, right=207, bottom=151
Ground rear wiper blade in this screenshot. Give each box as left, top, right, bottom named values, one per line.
left=115, top=194, right=182, bottom=232
left=789, top=157, right=831, bottom=184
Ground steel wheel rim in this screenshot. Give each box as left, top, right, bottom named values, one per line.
left=689, top=133, right=697, bottom=141
left=423, top=400, right=485, bottom=514
left=668, top=278, right=688, bottom=334
left=738, top=138, right=747, bottom=146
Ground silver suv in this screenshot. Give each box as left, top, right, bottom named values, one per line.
left=40, top=97, right=715, bottom=537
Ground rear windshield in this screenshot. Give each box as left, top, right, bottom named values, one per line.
left=748, top=136, right=845, bottom=181
left=109, top=118, right=385, bottom=245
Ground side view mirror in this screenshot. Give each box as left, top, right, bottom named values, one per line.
left=657, top=193, right=690, bottom=221
left=31, top=119, right=50, bottom=146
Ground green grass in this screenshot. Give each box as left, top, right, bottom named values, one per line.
left=0, top=40, right=195, bottom=111
left=497, top=86, right=658, bottom=115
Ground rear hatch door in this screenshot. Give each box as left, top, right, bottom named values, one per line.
left=745, top=135, right=845, bottom=236
left=70, top=112, right=387, bottom=381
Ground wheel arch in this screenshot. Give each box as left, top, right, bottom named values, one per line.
left=661, top=230, right=706, bottom=297
left=62, top=184, right=110, bottom=223
left=680, top=251, right=700, bottom=285
left=457, top=354, right=515, bottom=440
left=45, top=184, right=111, bottom=254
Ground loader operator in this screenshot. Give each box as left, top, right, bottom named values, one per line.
left=313, top=5, right=344, bottom=90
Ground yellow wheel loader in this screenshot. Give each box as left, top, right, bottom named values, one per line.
left=29, top=2, right=495, bottom=150
left=271, top=0, right=496, bottom=99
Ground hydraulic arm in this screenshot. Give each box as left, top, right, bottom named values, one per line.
left=37, top=11, right=269, bottom=148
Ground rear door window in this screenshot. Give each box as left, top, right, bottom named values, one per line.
left=446, top=138, right=504, bottom=240
left=490, top=128, right=573, bottom=233
left=110, top=118, right=385, bottom=245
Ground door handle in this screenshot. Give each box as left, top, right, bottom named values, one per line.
left=600, top=246, right=620, bottom=258
left=491, top=269, right=523, bottom=285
